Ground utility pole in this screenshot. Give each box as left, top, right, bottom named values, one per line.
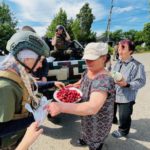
left=106, top=0, right=114, bottom=42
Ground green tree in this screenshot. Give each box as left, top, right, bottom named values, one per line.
left=110, top=29, right=124, bottom=43
left=143, top=22, right=150, bottom=46
left=134, top=31, right=144, bottom=45
left=76, top=3, right=96, bottom=42
left=0, top=2, right=17, bottom=51
left=66, top=18, right=74, bottom=40
left=124, top=29, right=137, bottom=41
left=71, top=19, right=81, bottom=40
left=46, top=8, right=68, bottom=38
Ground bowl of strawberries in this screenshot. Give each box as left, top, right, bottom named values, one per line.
left=53, top=86, right=82, bottom=103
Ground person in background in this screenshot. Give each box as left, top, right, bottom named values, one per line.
left=113, top=43, right=119, bottom=61
left=16, top=122, right=43, bottom=150
left=105, top=53, right=112, bottom=71
left=33, top=58, right=49, bottom=82
left=45, top=42, right=116, bottom=150
left=112, top=39, right=146, bottom=138
left=51, top=25, right=72, bottom=60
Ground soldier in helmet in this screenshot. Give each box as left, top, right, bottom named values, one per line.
left=0, top=30, right=63, bottom=149
left=51, top=25, right=72, bottom=60
left=21, top=25, right=49, bottom=82
left=21, top=25, right=65, bottom=98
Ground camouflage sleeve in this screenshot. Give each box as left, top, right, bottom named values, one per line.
left=0, top=85, right=16, bottom=122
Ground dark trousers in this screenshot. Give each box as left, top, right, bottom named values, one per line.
left=89, top=143, right=103, bottom=150
left=114, top=102, right=135, bottom=135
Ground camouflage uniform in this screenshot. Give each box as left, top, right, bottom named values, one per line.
left=50, top=35, right=72, bottom=60
left=0, top=31, right=49, bottom=149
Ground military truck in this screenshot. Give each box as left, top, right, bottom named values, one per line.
left=44, top=59, right=86, bottom=97
left=42, top=39, right=86, bottom=99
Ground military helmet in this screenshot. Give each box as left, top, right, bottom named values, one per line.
left=56, top=25, right=65, bottom=31
left=6, top=30, right=50, bottom=57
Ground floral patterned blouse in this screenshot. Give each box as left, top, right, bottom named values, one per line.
left=80, top=71, right=115, bottom=149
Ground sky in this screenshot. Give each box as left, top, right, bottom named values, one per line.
left=2, top=0, right=150, bottom=37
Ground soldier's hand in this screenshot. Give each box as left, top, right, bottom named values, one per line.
left=54, top=81, right=65, bottom=89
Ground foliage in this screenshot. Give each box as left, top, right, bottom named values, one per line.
left=124, top=30, right=137, bottom=41
left=46, top=3, right=96, bottom=43
left=71, top=19, right=81, bottom=40
left=135, top=45, right=150, bottom=53
left=66, top=18, right=74, bottom=40
left=134, top=31, right=144, bottom=45
left=109, top=29, right=124, bottom=44
left=77, top=3, right=95, bottom=32
left=108, top=45, right=113, bottom=54
left=1, top=2, right=149, bottom=54
left=76, top=3, right=96, bottom=42
left=143, top=22, right=150, bottom=46
left=46, top=8, right=68, bottom=38
left=0, top=2, right=17, bottom=51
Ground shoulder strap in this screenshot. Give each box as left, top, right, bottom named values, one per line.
left=0, top=70, right=23, bottom=86
left=0, top=70, right=30, bottom=119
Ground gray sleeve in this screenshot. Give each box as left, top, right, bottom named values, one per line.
left=129, top=64, right=146, bottom=90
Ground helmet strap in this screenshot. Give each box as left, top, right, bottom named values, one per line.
left=29, top=55, right=41, bottom=73
left=15, top=55, right=41, bottom=74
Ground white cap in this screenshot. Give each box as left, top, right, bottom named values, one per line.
left=82, top=42, right=108, bottom=60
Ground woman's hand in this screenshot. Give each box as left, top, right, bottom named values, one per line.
left=41, top=77, right=47, bottom=82
left=45, top=102, right=61, bottom=117
left=65, top=84, right=74, bottom=87
left=116, top=78, right=128, bottom=87
left=66, top=79, right=81, bottom=88
left=54, top=81, right=65, bottom=89
left=66, top=83, right=80, bottom=88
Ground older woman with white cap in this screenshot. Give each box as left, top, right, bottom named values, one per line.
left=46, top=42, right=116, bottom=150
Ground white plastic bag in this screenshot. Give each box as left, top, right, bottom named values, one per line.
left=25, top=96, right=50, bottom=125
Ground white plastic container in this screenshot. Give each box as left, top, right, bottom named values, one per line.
left=111, top=71, right=123, bottom=82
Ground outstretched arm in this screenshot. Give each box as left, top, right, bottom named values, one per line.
left=16, top=122, right=43, bottom=150
left=46, top=90, right=107, bottom=116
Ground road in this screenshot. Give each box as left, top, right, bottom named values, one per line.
left=1, top=53, right=150, bottom=150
